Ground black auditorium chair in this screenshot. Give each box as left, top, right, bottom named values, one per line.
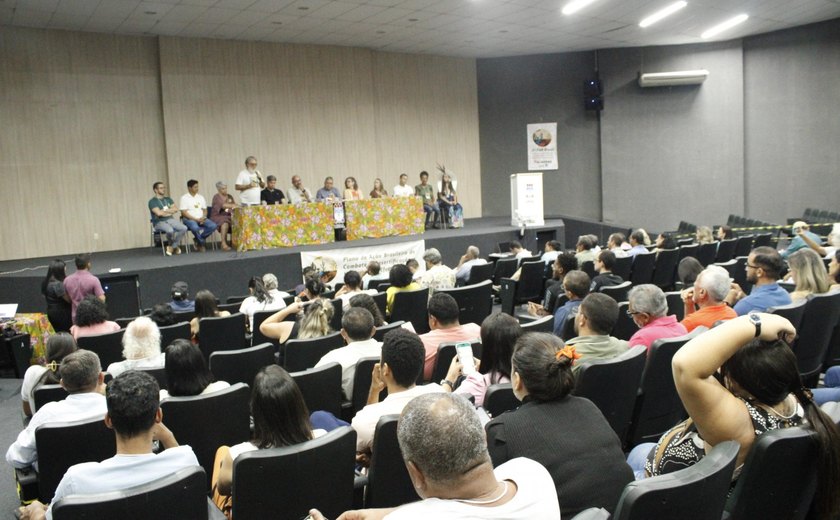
left=250, top=310, right=279, bottom=348
left=499, top=262, right=544, bottom=315
left=492, top=257, right=519, bottom=285
left=520, top=314, right=554, bottom=333
left=390, top=288, right=430, bottom=334
left=715, top=238, right=737, bottom=263
left=359, top=415, right=420, bottom=508
left=33, top=384, right=69, bottom=411
left=290, top=362, right=343, bottom=416
left=209, top=343, right=275, bottom=388
left=677, top=243, right=699, bottom=261
left=580, top=261, right=596, bottom=280
left=137, top=367, right=168, bottom=390
left=232, top=427, right=356, bottom=520
left=430, top=341, right=482, bottom=384
left=226, top=295, right=249, bottom=304
left=77, top=329, right=125, bottom=369
left=467, top=262, right=494, bottom=286
left=483, top=383, right=519, bottom=418
left=372, top=320, right=404, bottom=342
left=695, top=242, right=718, bottom=267
left=198, top=313, right=247, bottom=359
left=283, top=331, right=344, bottom=373
left=611, top=302, right=637, bottom=342
left=664, top=291, right=685, bottom=321
left=790, top=291, right=840, bottom=386
left=651, top=248, right=679, bottom=290
left=766, top=300, right=807, bottom=334
left=350, top=357, right=387, bottom=416
left=629, top=253, right=655, bottom=286
left=329, top=298, right=343, bottom=334
left=371, top=292, right=388, bottom=318
left=600, top=280, right=632, bottom=303
left=158, top=322, right=191, bottom=349
left=612, top=255, right=633, bottom=281
left=217, top=302, right=241, bottom=314
left=733, top=235, right=753, bottom=258
left=753, top=233, right=772, bottom=248
left=437, top=280, right=493, bottom=327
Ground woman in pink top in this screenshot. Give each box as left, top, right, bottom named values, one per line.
left=442, top=313, right=522, bottom=407
left=69, top=296, right=120, bottom=340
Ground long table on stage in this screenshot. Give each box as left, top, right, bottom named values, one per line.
left=232, top=197, right=425, bottom=250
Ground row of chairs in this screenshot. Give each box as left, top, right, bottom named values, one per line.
left=802, top=207, right=840, bottom=224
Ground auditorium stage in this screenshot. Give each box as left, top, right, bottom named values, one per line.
left=1, top=216, right=587, bottom=314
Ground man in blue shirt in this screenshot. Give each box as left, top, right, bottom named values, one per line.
left=725, top=246, right=791, bottom=315
left=553, top=270, right=590, bottom=339
left=781, top=221, right=822, bottom=259
left=315, top=176, right=342, bottom=202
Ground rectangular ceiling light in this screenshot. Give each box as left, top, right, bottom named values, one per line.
left=701, top=13, right=748, bottom=39
left=639, top=1, right=688, bottom=28
left=562, top=0, right=599, bottom=15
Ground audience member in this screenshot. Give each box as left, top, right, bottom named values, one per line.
left=107, top=317, right=164, bottom=378
left=627, top=284, right=687, bottom=351
left=797, top=223, right=839, bottom=259
left=315, top=176, right=342, bottom=202
left=441, top=313, right=520, bottom=407
left=287, top=175, right=313, bottom=203
left=385, top=264, right=421, bottom=315
left=20, top=370, right=200, bottom=520
left=575, top=235, right=597, bottom=264
left=392, top=173, right=413, bottom=197
left=148, top=303, right=177, bottom=327
left=63, top=253, right=105, bottom=322
left=626, top=230, right=648, bottom=257
left=20, top=333, right=78, bottom=418
left=405, top=258, right=420, bottom=280
left=781, top=221, right=822, bottom=259
left=7, top=350, right=107, bottom=470
left=681, top=265, right=737, bottom=332
left=454, top=245, right=488, bottom=286
left=190, top=289, right=231, bottom=339
left=335, top=270, right=375, bottom=309
left=315, top=308, right=382, bottom=400
left=787, top=248, right=831, bottom=301
left=318, top=392, right=559, bottom=519
left=526, top=252, right=578, bottom=318
left=437, top=171, right=463, bottom=228
left=654, top=232, right=677, bottom=252
left=148, top=181, right=187, bottom=256
left=210, top=181, right=236, bottom=250
left=70, top=296, right=120, bottom=340
left=159, top=339, right=229, bottom=400
left=486, top=333, right=633, bottom=517
left=831, top=251, right=840, bottom=291
left=677, top=256, right=704, bottom=287
left=239, top=274, right=288, bottom=331
left=725, top=246, right=791, bottom=314
left=607, top=233, right=630, bottom=257
left=419, top=293, right=481, bottom=381
left=590, top=250, right=623, bottom=292
left=417, top=248, right=455, bottom=294
left=168, top=281, right=194, bottom=312
left=565, top=293, right=628, bottom=371
left=540, top=240, right=562, bottom=265
left=260, top=175, right=286, bottom=205
left=234, top=156, right=264, bottom=206
left=179, top=179, right=217, bottom=252
left=42, top=259, right=72, bottom=333
left=343, top=176, right=363, bottom=200
left=298, top=277, right=329, bottom=302
left=352, top=329, right=443, bottom=461
left=260, top=297, right=334, bottom=344
left=369, top=178, right=388, bottom=198
left=717, top=225, right=734, bottom=240
left=551, top=270, right=589, bottom=339
left=361, top=260, right=389, bottom=290
left=349, top=293, right=386, bottom=327
left=695, top=226, right=714, bottom=245
left=510, top=240, right=531, bottom=260
left=415, top=170, right=440, bottom=229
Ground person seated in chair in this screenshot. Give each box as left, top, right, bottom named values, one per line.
left=590, top=250, right=623, bottom=293
left=107, top=317, right=164, bottom=378
left=526, top=253, right=579, bottom=318
left=419, top=293, right=481, bottom=381
left=781, top=221, right=822, bottom=259
left=7, top=350, right=107, bottom=471
left=315, top=308, right=382, bottom=400
left=416, top=248, right=455, bottom=295
left=574, top=235, right=598, bottom=265
left=454, top=245, right=488, bottom=286
left=509, top=240, right=532, bottom=260
left=724, top=246, right=791, bottom=315
left=168, top=281, right=194, bottom=313
left=179, top=179, right=217, bottom=252
left=626, top=230, right=649, bottom=257
left=148, top=182, right=187, bottom=256
left=627, top=284, right=687, bottom=352
left=681, top=265, right=737, bottom=332
left=607, top=233, right=630, bottom=257
left=546, top=270, right=589, bottom=339
left=564, top=293, right=628, bottom=372
left=19, top=370, right=199, bottom=520
left=361, top=261, right=389, bottom=290
left=415, top=171, right=439, bottom=229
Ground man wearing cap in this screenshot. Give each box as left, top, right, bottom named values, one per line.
left=781, top=221, right=822, bottom=259
left=235, top=156, right=265, bottom=206
left=168, top=282, right=194, bottom=313
left=260, top=175, right=286, bottom=205
left=179, top=180, right=217, bottom=252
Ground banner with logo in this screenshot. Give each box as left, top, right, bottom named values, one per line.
left=527, top=122, right=558, bottom=171
left=300, top=240, right=426, bottom=286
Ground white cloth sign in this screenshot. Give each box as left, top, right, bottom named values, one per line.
left=527, top=122, right=558, bottom=171
left=300, top=240, right=426, bottom=286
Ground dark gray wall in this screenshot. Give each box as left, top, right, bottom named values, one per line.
left=477, top=52, right=602, bottom=220
left=743, top=19, right=840, bottom=224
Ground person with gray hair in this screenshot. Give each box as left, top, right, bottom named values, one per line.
left=106, top=317, right=164, bottom=378
left=308, top=393, right=559, bottom=519
left=575, top=235, right=598, bottom=264
left=627, top=284, right=688, bottom=351
left=210, top=181, right=237, bottom=250
left=6, top=350, right=107, bottom=470
left=417, top=247, right=455, bottom=294
left=315, top=307, right=382, bottom=400
left=454, top=245, right=488, bottom=286
left=681, top=265, right=737, bottom=332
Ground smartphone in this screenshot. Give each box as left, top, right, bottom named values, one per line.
left=456, top=342, right=477, bottom=375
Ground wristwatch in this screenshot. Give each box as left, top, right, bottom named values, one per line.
left=440, top=379, right=454, bottom=389
left=748, top=312, right=761, bottom=338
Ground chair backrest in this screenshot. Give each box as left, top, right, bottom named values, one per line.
left=136, top=367, right=168, bottom=390
left=33, top=384, right=69, bottom=410
left=217, top=302, right=241, bottom=314
left=172, top=310, right=195, bottom=323
left=158, top=322, right=191, bottom=349
left=612, top=441, right=739, bottom=520
left=628, top=329, right=703, bottom=446
left=629, top=253, right=655, bottom=285
left=35, top=417, right=116, bottom=503
left=600, top=280, right=632, bottom=303
left=284, top=331, right=344, bottom=372
left=372, top=320, right=405, bottom=341
left=767, top=299, right=808, bottom=334
left=714, top=238, right=737, bottom=263
left=370, top=291, right=388, bottom=319
left=612, top=302, right=638, bottom=342
left=492, top=257, right=519, bottom=285
left=467, top=262, right=494, bottom=285
left=114, top=317, right=135, bottom=329
left=733, top=235, right=753, bottom=258
left=431, top=341, right=482, bottom=384
left=51, top=466, right=208, bottom=520
left=612, top=255, right=633, bottom=281
left=251, top=309, right=279, bottom=348
left=484, top=383, right=519, bottom=418
left=232, top=426, right=356, bottom=520
left=792, top=291, right=840, bottom=385
left=390, top=288, right=430, bottom=334
left=516, top=261, right=546, bottom=301
left=694, top=242, right=718, bottom=267
left=651, top=248, right=679, bottom=290
left=520, top=314, right=554, bottom=333
left=574, top=346, right=647, bottom=444
left=580, top=260, right=596, bottom=280
left=226, top=295, right=249, bottom=304
left=198, top=313, right=247, bottom=359
left=160, top=383, right=250, bottom=489
left=76, top=329, right=126, bottom=369
left=289, top=362, right=343, bottom=416
left=365, top=415, right=420, bottom=508
left=725, top=427, right=819, bottom=520
left=664, top=291, right=685, bottom=321
left=351, top=357, right=386, bottom=414
left=678, top=243, right=699, bottom=261
left=753, top=233, right=772, bottom=248
left=368, top=279, right=389, bottom=292
left=209, top=343, right=275, bottom=388
left=329, top=298, right=343, bottom=334
left=437, top=280, right=493, bottom=327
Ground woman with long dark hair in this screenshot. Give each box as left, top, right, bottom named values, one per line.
left=190, top=290, right=230, bottom=339
left=42, top=259, right=72, bottom=333
left=437, top=172, right=463, bottom=228
left=160, top=339, right=229, bottom=400
left=20, top=333, right=78, bottom=417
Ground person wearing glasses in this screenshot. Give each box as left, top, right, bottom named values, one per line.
left=563, top=293, right=628, bottom=373
left=235, top=156, right=265, bottom=206
left=724, top=247, right=791, bottom=315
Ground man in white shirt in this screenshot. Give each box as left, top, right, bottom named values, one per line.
left=309, top=393, right=560, bottom=520
left=179, top=179, right=217, bottom=252
left=540, top=240, right=562, bottom=265
left=7, top=350, right=107, bottom=471
left=455, top=245, right=488, bottom=286
left=351, top=328, right=443, bottom=460
left=287, top=175, right=313, bottom=203
left=19, top=370, right=200, bottom=520
left=235, top=156, right=265, bottom=206
left=393, top=173, right=413, bottom=197
left=315, top=308, right=382, bottom=400
left=361, top=261, right=389, bottom=290
left=417, top=248, right=455, bottom=294
left=510, top=241, right=532, bottom=259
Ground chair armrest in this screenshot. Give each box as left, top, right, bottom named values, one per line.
left=569, top=508, right=610, bottom=520
left=353, top=475, right=369, bottom=490
left=15, top=466, right=40, bottom=503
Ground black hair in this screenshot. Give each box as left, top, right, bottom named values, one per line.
left=343, top=270, right=362, bottom=290
left=74, top=253, right=91, bottom=270
left=148, top=304, right=177, bottom=327
left=106, top=371, right=160, bottom=439
left=834, top=251, right=840, bottom=285
left=36, top=333, right=78, bottom=387
left=389, top=264, right=414, bottom=288
left=510, top=241, right=523, bottom=250
left=678, top=257, right=704, bottom=286
left=630, top=230, right=645, bottom=245
left=41, top=259, right=67, bottom=295
left=251, top=276, right=270, bottom=303
left=251, top=365, right=313, bottom=449
left=579, top=293, right=618, bottom=335
left=367, top=261, right=381, bottom=275
left=546, top=240, right=562, bottom=252
left=164, top=339, right=214, bottom=397
left=405, top=259, right=419, bottom=271
left=419, top=170, right=429, bottom=179
left=194, top=290, right=220, bottom=318
left=427, top=293, right=459, bottom=325
left=556, top=252, right=578, bottom=276
left=479, top=313, right=521, bottom=384
left=153, top=181, right=164, bottom=190
left=342, top=307, right=375, bottom=342
left=719, top=225, right=734, bottom=239
left=187, top=179, right=198, bottom=188
left=563, top=271, right=591, bottom=299
left=348, top=293, right=385, bottom=327
left=598, top=250, right=616, bottom=270
left=751, top=246, right=784, bottom=279
left=609, top=233, right=625, bottom=246
left=304, top=278, right=326, bottom=299
left=658, top=233, right=677, bottom=250
left=512, top=333, right=575, bottom=403
left=381, top=328, right=425, bottom=387
left=74, top=296, right=110, bottom=327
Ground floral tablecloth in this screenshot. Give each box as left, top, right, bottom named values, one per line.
left=12, top=313, right=54, bottom=365
left=232, top=203, right=335, bottom=250
left=345, top=197, right=425, bottom=240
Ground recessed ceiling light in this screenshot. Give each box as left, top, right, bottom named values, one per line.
left=701, top=13, right=748, bottom=39
left=408, top=18, right=419, bottom=22
left=144, top=10, right=157, bottom=15
left=639, top=1, right=687, bottom=28
left=298, top=6, right=309, bottom=10
left=272, top=21, right=283, bottom=24
left=561, top=0, right=598, bottom=15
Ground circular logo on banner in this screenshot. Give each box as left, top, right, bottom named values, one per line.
left=532, top=129, right=552, bottom=147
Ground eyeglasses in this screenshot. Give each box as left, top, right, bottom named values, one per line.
left=746, top=263, right=760, bottom=269
left=626, top=310, right=642, bottom=316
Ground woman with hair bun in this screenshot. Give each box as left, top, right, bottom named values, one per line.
left=485, top=332, right=633, bottom=518
left=21, top=333, right=78, bottom=417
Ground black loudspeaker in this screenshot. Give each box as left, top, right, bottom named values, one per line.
left=584, top=78, right=604, bottom=111
left=100, top=274, right=141, bottom=319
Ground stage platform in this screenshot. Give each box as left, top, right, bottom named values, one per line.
left=1, top=217, right=580, bottom=314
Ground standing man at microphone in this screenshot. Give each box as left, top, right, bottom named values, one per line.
left=235, top=156, right=265, bottom=206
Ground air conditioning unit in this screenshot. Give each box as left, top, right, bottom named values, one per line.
left=638, top=69, right=709, bottom=87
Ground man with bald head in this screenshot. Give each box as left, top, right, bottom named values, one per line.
left=287, top=175, right=312, bottom=203
left=454, top=245, right=488, bottom=286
